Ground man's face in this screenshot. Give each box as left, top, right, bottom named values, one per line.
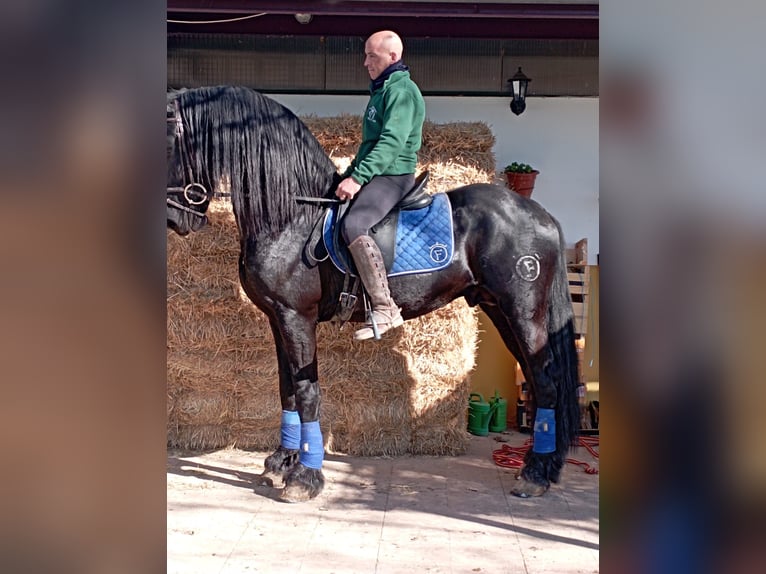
left=364, top=39, right=393, bottom=80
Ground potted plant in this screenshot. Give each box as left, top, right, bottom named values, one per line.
left=503, top=162, right=539, bottom=198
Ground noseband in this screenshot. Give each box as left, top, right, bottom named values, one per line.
left=167, top=183, right=209, bottom=217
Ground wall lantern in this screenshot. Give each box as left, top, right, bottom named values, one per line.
left=508, top=67, right=531, bottom=116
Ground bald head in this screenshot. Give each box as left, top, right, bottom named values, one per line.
left=367, top=31, right=403, bottom=59
left=364, top=31, right=404, bottom=80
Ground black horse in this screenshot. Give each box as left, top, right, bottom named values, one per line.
left=167, top=86, right=580, bottom=501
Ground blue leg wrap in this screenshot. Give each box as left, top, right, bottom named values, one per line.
left=532, top=408, right=556, bottom=454
left=280, top=410, right=301, bottom=450
left=299, top=421, right=324, bottom=469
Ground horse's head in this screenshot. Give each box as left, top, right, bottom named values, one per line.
left=167, top=96, right=210, bottom=236
left=166, top=184, right=210, bottom=236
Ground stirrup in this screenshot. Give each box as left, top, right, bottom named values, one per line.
left=353, top=312, right=403, bottom=341
left=366, top=294, right=381, bottom=340
left=361, top=293, right=380, bottom=341
left=354, top=296, right=403, bottom=341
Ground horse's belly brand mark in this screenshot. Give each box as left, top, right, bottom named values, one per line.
left=429, top=242, right=448, bottom=263
left=516, top=255, right=541, bottom=282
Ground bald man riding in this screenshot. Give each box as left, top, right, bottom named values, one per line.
left=335, top=30, right=426, bottom=341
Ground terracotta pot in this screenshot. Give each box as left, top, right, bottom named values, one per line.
left=504, top=170, right=539, bottom=198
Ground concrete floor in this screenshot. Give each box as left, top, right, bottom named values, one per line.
left=167, top=432, right=599, bottom=574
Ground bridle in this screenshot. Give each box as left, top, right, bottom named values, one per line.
left=167, top=184, right=209, bottom=216
left=167, top=99, right=228, bottom=219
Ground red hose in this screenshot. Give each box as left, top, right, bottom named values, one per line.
left=492, top=435, right=599, bottom=475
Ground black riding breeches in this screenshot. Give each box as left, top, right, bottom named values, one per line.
left=341, top=174, right=415, bottom=244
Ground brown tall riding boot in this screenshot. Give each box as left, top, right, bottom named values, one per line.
left=347, top=236, right=404, bottom=340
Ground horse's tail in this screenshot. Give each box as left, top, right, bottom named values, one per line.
left=547, top=225, right=582, bottom=457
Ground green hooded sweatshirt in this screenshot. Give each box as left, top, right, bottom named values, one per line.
left=343, top=70, right=425, bottom=186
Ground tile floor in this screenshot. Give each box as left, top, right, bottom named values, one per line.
left=167, top=431, right=599, bottom=574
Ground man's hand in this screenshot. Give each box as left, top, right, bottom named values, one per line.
left=335, top=177, right=362, bottom=201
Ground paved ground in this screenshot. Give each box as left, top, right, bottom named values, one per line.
left=167, top=432, right=599, bottom=574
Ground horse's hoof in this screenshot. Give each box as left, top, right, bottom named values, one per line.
left=280, top=477, right=325, bottom=503
left=280, top=483, right=319, bottom=503
left=510, top=475, right=549, bottom=498
left=255, top=471, right=283, bottom=488
left=262, top=447, right=299, bottom=488
left=279, top=463, right=325, bottom=503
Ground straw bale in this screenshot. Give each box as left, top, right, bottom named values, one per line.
left=167, top=424, right=232, bottom=452
left=301, top=115, right=362, bottom=159
left=168, top=115, right=498, bottom=455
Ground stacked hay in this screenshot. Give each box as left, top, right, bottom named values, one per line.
left=167, top=115, right=497, bottom=455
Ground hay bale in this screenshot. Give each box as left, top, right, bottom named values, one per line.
left=167, top=116, right=497, bottom=455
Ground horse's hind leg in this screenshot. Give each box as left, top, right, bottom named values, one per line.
left=511, top=335, right=568, bottom=498
left=480, top=297, right=567, bottom=498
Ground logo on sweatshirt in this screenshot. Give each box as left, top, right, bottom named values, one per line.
left=367, top=106, right=378, bottom=123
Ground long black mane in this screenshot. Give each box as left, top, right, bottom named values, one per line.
left=169, top=86, right=338, bottom=237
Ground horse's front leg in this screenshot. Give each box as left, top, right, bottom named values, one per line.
left=268, top=310, right=325, bottom=503
left=261, top=320, right=301, bottom=487
left=280, top=374, right=325, bottom=502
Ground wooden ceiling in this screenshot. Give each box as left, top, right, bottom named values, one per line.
left=167, top=2, right=599, bottom=40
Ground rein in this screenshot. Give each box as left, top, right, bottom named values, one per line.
left=167, top=184, right=232, bottom=199
left=295, top=197, right=342, bottom=205
left=167, top=195, right=207, bottom=216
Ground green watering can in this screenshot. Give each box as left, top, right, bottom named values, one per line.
left=467, top=393, right=497, bottom=436
left=488, top=390, right=508, bottom=433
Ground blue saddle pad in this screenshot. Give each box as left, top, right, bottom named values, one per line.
left=323, top=192, right=454, bottom=277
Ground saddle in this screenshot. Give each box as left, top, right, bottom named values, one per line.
left=332, top=171, right=433, bottom=273
left=303, top=171, right=454, bottom=322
